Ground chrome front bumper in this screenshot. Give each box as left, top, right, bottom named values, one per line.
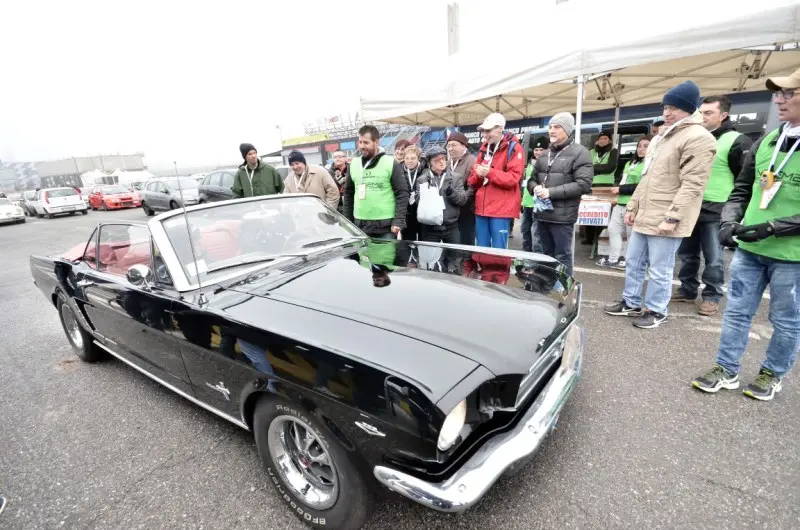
left=373, top=325, right=585, bottom=513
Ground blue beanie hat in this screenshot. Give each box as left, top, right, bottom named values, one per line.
left=288, top=150, right=306, bottom=165
left=662, top=81, right=700, bottom=114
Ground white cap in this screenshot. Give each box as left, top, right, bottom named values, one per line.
left=478, top=112, right=506, bottom=131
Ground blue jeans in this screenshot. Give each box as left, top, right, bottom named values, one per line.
left=716, top=249, right=800, bottom=378
left=677, top=221, right=724, bottom=302
left=475, top=216, right=510, bottom=249
left=521, top=207, right=543, bottom=253
left=623, top=231, right=682, bottom=315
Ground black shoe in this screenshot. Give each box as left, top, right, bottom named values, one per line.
left=743, top=368, right=783, bottom=401
left=692, top=365, right=740, bottom=393
left=632, top=311, right=667, bottom=329
left=604, top=300, right=644, bottom=317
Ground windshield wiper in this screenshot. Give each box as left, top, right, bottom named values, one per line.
left=300, top=237, right=346, bottom=248
left=206, top=254, right=306, bottom=274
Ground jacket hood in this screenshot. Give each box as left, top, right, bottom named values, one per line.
left=666, top=111, right=705, bottom=136
left=711, top=118, right=736, bottom=139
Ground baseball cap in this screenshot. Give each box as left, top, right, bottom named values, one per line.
left=766, top=67, right=800, bottom=91
left=478, top=112, right=506, bottom=131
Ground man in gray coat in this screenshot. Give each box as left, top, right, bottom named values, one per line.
left=527, top=112, right=594, bottom=276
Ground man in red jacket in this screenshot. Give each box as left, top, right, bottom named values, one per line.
left=468, top=113, right=525, bottom=249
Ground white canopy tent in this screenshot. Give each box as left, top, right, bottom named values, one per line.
left=361, top=0, right=800, bottom=141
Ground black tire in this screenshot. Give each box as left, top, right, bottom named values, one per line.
left=47, top=212, right=54, bottom=219
left=56, top=296, right=106, bottom=363
left=169, top=200, right=178, bottom=210
left=142, top=202, right=154, bottom=216
left=82, top=209, right=88, bottom=215
left=253, top=398, right=373, bottom=529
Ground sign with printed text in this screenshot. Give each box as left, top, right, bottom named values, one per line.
left=578, top=201, right=612, bottom=226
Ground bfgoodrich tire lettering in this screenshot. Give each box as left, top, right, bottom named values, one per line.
left=253, top=398, right=373, bottom=529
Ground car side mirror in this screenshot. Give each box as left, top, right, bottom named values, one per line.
left=127, top=264, right=154, bottom=288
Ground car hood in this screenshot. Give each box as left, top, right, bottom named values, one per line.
left=224, top=240, right=579, bottom=378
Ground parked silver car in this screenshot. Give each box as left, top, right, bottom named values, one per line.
left=140, top=178, right=200, bottom=216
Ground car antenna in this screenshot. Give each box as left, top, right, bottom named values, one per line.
left=174, top=161, right=208, bottom=307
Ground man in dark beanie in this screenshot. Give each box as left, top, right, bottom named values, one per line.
left=446, top=131, right=477, bottom=244
left=232, top=143, right=284, bottom=198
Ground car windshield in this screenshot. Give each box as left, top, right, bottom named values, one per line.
left=47, top=188, right=78, bottom=197
left=164, top=179, right=199, bottom=191
left=101, top=186, right=129, bottom=194
left=160, top=196, right=364, bottom=284
left=0, top=198, right=10, bottom=205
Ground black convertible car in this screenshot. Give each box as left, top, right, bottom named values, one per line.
left=30, top=195, right=585, bottom=529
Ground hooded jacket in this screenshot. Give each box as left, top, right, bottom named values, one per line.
left=467, top=132, right=524, bottom=219
left=626, top=112, right=717, bottom=238
left=527, top=138, right=594, bottom=224
left=232, top=160, right=284, bottom=198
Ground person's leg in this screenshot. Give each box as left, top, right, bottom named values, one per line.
left=699, top=221, right=725, bottom=306
left=488, top=217, right=510, bottom=249
left=605, top=205, right=626, bottom=263
left=509, top=217, right=515, bottom=239
left=474, top=215, right=490, bottom=247
left=402, top=209, right=419, bottom=241
left=759, top=258, right=800, bottom=378
left=459, top=209, right=475, bottom=246
left=551, top=223, right=575, bottom=277
left=641, top=235, right=683, bottom=316
left=521, top=207, right=533, bottom=252
left=676, top=224, right=702, bottom=300
left=441, top=224, right=460, bottom=245
left=532, top=216, right=544, bottom=254
left=537, top=220, right=556, bottom=259
left=621, top=231, right=649, bottom=310
left=419, top=225, right=438, bottom=243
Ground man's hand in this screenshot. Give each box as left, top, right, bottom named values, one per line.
left=657, top=220, right=678, bottom=235
left=610, top=187, right=620, bottom=195
left=735, top=222, right=774, bottom=243
left=533, top=185, right=543, bottom=195
left=391, top=225, right=401, bottom=235
left=475, top=165, right=490, bottom=178
left=624, top=212, right=636, bottom=226
left=537, top=187, right=550, bottom=199
left=718, top=222, right=741, bottom=248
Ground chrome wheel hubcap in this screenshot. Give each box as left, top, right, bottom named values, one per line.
left=61, top=304, right=83, bottom=349
left=267, top=415, right=338, bottom=510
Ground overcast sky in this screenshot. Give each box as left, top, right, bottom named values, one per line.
left=0, top=0, right=461, bottom=169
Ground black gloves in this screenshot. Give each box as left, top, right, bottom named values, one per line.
left=718, top=222, right=740, bottom=248
left=444, top=185, right=454, bottom=196
left=735, top=222, right=774, bottom=243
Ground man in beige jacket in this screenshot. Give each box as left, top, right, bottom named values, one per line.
left=284, top=150, right=340, bottom=209
left=605, top=81, right=716, bottom=329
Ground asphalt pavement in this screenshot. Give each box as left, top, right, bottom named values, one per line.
left=0, top=209, right=797, bottom=529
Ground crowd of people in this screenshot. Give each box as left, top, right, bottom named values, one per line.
left=227, top=68, right=798, bottom=402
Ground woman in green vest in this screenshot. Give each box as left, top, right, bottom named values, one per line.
left=596, top=135, right=651, bottom=269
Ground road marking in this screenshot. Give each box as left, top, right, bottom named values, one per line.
left=574, top=266, right=771, bottom=300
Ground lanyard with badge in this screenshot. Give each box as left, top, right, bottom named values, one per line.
left=357, top=157, right=377, bottom=200
left=543, top=142, right=570, bottom=186
left=245, top=167, right=255, bottom=188
left=407, top=166, right=420, bottom=205
left=481, top=142, right=499, bottom=185
left=760, top=126, right=800, bottom=209
left=293, top=170, right=306, bottom=192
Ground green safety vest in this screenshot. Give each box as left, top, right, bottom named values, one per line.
left=591, top=149, right=616, bottom=185
left=703, top=130, right=740, bottom=202
left=738, top=127, right=800, bottom=261
left=522, top=163, right=535, bottom=208
left=616, top=160, right=644, bottom=206
left=350, top=155, right=396, bottom=221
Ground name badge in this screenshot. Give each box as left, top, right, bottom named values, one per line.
left=409, top=190, right=416, bottom=205
left=357, top=183, right=367, bottom=200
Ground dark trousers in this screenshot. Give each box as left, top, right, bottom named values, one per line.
left=420, top=223, right=460, bottom=245
left=677, top=221, right=725, bottom=302
left=402, top=206, right=420, bottom=241
left=536, top=220, right=575, bottom=276
left=459, top=208, right=475, bottom=246
left=521, top=207, right=543, bottom=253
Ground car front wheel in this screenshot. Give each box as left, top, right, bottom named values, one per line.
left=142, top=202, right=154, bottom=216
left=57, top=296, right=106, bottom=363
left=253, top=398, right=373, bottom=529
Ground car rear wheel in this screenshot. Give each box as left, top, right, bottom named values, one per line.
left=81, top=209, right=88, bottom=215
left=253, top=398, right=373, bottom=529
left=142, top=202, right=154, bottom=216
left=169, top=200, right=178, bottom=210
left=57, top=296, right=106, bottom=363
left=46, top=212, right=54, bottom=219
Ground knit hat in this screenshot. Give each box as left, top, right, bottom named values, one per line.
left=425, top=145, right=447, bottom=161
left=662, top=81, right=700, bottom=114
left=239, top=143, right=256, bottom=159
left=288, top=150, right=306, bottom=165
left=597, top=131, right=612, bottom=141
left=549, top=113, right=575, bottom=137
left=447, top=132, right=470, bottom=147
left=532, top=136, right=550, bottom=149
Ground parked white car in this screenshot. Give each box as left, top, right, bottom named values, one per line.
left=0, top=197, right=26, bottom=225
left=32, top=187, right=89, bottom=218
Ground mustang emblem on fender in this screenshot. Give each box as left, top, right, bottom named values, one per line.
left=206, top=381, right=231, bottom=401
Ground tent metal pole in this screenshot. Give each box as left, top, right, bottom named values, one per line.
left=613, top=104, right=620, bottom=144
left=575, top=75, right=585, bottom=144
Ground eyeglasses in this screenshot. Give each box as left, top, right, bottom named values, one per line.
left=772, top=89, right=796, bottom=100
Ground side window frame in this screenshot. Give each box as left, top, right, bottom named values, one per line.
left=96, top=223, right=154, bottom=278
left=81, top=227, right=100, bottom=270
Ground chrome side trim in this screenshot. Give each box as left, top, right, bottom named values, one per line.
left=373, top=322, right=585, bottom=513
left=93, top=340, right=249, bottom=431
left=355, top=421, right=386, bottom=437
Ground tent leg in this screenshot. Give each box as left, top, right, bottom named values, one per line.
left=613, top=104, right=620, bottom=144
left=575, top=75, right=585, bottom=144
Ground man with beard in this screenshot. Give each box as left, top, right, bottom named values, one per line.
left=231, top=143, right=284, bottom=198
left=343, top=125, right=409, bottom=239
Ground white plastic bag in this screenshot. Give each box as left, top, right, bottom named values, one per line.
left=416, top=182, right=445, bottom=226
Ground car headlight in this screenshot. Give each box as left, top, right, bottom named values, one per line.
left=561, top=324, right=584, bottom=369
left=437, top=399, right=467, bottom=451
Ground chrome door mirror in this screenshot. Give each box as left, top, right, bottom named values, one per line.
left=126, top=264, right=154, bottom=288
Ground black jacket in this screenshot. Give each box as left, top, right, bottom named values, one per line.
left=343, top=153, right=409, bottom=236
left=698, top=120, right=753, bottom=222
left=415, top=167, right=468, bottom=227
left=528, top=139, right=594, bottom=224
left=722, top=127, right=800, bottom=240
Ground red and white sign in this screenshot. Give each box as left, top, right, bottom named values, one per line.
left=578, top=201, right=612, bottom=226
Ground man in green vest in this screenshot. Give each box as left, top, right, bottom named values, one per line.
left=343, top=125, right=408, bottom=239
left=674, top=95, right=752, bottom=316
left=692, top=71, right=800, bottom=401
left=521, top=136, right=548, bottom=252
left=590, top=131, right=618, bottom=186
left=231, top=143, right=284, bottom=198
